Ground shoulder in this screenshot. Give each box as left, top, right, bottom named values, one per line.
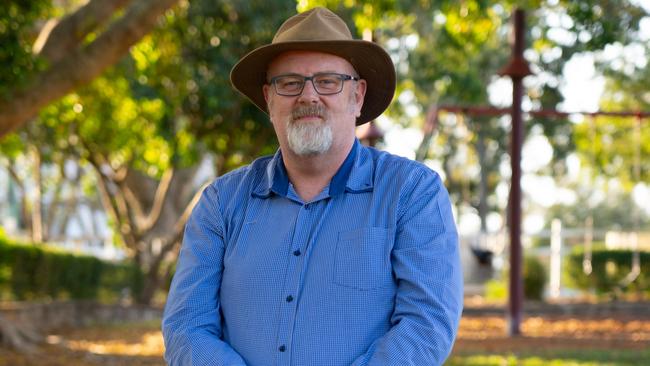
left=362, top=146, right=443, bottom=192
left=211, top=155, right=272, bottom=187
left=202, top=155, right=274, bottom=203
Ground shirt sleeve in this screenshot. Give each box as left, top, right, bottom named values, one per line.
left=162, top=184, right=247, bottom=366
left=351, top=169, right=463, bottom=366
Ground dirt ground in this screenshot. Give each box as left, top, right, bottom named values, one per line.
left=1, top=309, right=650, bottom=365
left=454, top=314, right=650, bottom=354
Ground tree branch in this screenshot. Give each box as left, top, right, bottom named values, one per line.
left=36, top=0, right=133, bottom=63
left=172, top=182, right=209, bottom=238
left=139, top=168, right=175, bottom=233
left=121, top=183, right=146, bottom=223
left=42, top=161, right=67, bottom=241
left=0, top=0, right=180, bottom=138
left=2, top=160, right=25, bottom=192
left=87, top=156, right=136, bottom=249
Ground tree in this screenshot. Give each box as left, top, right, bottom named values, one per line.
left=2, top=0, right=296, bottom=306
left=574, top=45, right=650, bottom=189
left=545, top=188, right=650, bottom=231
left=0, top=0, right=180, bottom=138
left=0, top=126, right=98, bottom=244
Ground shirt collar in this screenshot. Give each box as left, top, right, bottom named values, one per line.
left=252, top=139, right=374, bottom=199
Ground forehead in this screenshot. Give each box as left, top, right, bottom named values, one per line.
left=267, top=51, right=357, bottom=76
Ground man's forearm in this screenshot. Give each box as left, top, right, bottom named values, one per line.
left=163, top=327, right=247, bottom=366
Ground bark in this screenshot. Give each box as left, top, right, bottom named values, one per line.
left=124, top=167, right=204, bottom=305
left=85, top=156, right=206, bottom=305
left=30, top=147, right=43, bottom=243
left=43, top=163, right=70, bottom=241
left=415, top=105, right=439, bottom=162
left=0, top=0, right=180, bottom=138
left=3, top=161, right=30, bottom=232
left=0, top=314, right=42, bottom=354
left=36, top=0, right=134, bottom=63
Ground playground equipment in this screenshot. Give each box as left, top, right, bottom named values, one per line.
left=418, top=9, right=649, bottom=335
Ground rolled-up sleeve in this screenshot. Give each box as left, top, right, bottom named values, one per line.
left=352, top=170, right=463, bottom=366
left=162, top=185, right=247, bottom=366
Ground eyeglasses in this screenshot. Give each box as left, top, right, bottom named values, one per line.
left=269, top=72, right=359, bottom=96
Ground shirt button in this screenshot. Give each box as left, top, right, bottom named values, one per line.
left=293, top=249, right=301, bottom=256
left=286, top=295, right=294, bottom=302
left=304, top=204, right=310, bottom=210
left=278, top=345, right=286, bottom=352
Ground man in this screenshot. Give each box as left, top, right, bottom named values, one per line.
left=162, top=7, right=462, bottom=366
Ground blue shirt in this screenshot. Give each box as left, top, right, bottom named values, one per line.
left=162, top=139, right=463, bottom=366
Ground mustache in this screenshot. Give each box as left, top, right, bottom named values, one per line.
left=292, top=105, right=327, bottom=120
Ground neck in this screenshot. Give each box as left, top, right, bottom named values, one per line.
left=282, top=138, right=354, bottom=202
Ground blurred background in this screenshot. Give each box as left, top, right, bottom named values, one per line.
left=1, top=0, right=649, bottom=365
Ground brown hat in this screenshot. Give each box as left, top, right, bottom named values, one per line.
left=230, top=7, right=396, bottom=125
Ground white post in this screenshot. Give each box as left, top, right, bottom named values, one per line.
left=550, top=219, right=562, bottom=299
left=583, top=216, right=593, bottom=275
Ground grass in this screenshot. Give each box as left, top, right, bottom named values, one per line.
left=446, top=349, right=650, bottom=366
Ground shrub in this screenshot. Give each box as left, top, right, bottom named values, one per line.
left=484, top=278, right=507, bottom=301
left=0, top=236, right=142, bottom=302
left=483, top=255, right=548, bottom=301
left=523, top=255, right=547, bottom=300
left=565, top=244, right=650, bottom=297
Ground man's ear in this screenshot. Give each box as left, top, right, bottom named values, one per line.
left=263, top=84, right=271, bottom=105
left=354, top=79, right=367, bottom=117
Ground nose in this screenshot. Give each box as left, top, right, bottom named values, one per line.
left=297, top=79, right=319, bottom=104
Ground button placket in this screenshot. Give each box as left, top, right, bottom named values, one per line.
left=276, top=203, right=314, bottom=365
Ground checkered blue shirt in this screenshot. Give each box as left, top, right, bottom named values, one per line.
left=162, top=139, right=463, bottom=365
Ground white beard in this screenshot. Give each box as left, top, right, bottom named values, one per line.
left=285, top=106, right=333, bottom=156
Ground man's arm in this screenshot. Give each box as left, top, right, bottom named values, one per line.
left=162, top=185, right=247, bottom=366
left=352, top=170, right=463, bottom=366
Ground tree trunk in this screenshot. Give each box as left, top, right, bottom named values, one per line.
left=30, top=147, right=43, bottom=243
left=89, top=163, right=204, bottom=305
left=0, top=314, right=42, bottom=354
left=137, top=257, right=164, bottom=305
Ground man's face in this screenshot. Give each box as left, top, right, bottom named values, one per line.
left=263, top=51, right=366, bottom=156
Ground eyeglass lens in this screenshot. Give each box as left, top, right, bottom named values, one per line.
left=273, top=74, right=347, bottom=96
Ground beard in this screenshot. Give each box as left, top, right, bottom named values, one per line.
left=285, top=105, right=333, bottom=156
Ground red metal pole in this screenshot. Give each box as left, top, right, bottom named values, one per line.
left=508, top=74, right=524, bottom=336
left=499, top=8, right=532, bottom=337
left=434, top=105, right=650, bottom=119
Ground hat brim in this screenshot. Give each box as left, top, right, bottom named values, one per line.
left=230, top=40, right=395, bottom=125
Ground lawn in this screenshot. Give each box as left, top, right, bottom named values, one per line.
left=1, top=309, right=649, bottom=365
left=449, top=311, right=650, bottom=365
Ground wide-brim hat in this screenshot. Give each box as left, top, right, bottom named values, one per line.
left=230, top=7, right=396, bottom=125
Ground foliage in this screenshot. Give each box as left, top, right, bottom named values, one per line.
left=0, top=1, right=52, bottom=98
left=574, top=45, right=650, bottom=189
left=523, top=255, right=547, bottom=300
left=484, top=278, right=508, bottom=301
left=483, top=255, right=548, bottom=301
left=0, top=236, right=142, bottom=302
left=297, top=0, right=649, bottom=231
left=544, top=189, right=650, bottom=231
left=31, top=0, right=296, bottom=183
left=162, top=0, right=294, bottom=170
left=0, top=0, right=297, bottom=305
left=565, top=244, right=650, bottom=297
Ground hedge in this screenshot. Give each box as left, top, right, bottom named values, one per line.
left=565, top=244, right=650, bottom=297
left=484, top=255, right=547, bottom=301
left=0, top=236, right=142, bottom=302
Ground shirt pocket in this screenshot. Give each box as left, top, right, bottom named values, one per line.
left=333, top=227, right=393, bottom=290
